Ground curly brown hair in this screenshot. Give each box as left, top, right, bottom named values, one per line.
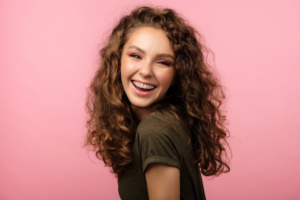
left=85, top=6, right=230, bottom=178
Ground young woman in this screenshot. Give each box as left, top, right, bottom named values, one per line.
left=85, top=6, right=230, bottom=200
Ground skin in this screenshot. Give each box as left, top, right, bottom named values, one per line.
left=145, top=164, right=180, bottom=200
left=121, top=26, right=176, bottom=120
left=120, top=27, right=180, bottom=200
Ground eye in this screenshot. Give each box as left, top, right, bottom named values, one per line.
left=130, top=54, right=142, bottom=59
left=157, top=61, right=171, bottom=66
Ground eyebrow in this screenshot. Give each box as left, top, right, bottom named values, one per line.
left=128, top=45, right=175, bottom=59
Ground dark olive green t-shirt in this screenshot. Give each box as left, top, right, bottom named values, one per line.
left=118, top=111, right=206, bottom=200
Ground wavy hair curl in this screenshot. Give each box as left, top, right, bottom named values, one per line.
left=85, top=6, right=230, bottom=178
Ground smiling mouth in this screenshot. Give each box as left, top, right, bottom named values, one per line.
left=132, top=81, right=156, bottom=91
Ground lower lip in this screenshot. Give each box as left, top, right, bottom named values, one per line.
left=131, top=82, right=156, bottom=96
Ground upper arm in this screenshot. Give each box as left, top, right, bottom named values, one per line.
left=138, top=114, right=182, bottom=199
left=145, top=164, right=180, bottom=200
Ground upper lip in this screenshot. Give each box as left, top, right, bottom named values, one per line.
left=132, top=80, right=157, bottom=87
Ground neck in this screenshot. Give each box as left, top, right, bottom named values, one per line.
left=131, top=105, right=153, bottom=121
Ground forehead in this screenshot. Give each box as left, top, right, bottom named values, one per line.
left=124, top=26, right=174, bottom=55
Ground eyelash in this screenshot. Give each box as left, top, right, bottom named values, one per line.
left=129, top=54, right=171, bottom=66
left=158, top=61, right=171, bottom=66
left=130, top=54, right=142, bottom=59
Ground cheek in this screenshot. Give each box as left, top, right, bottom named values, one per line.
left=121, top=57, right=133, bottom=74
left=166, top=69, right=176, bottom=83
left=158, top=69, right=176, bottom=87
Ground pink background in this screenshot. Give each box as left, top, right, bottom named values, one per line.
left=1, top=0, right=299, bottom=199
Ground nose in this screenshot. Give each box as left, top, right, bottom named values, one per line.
left=139, top=61, right=153, bottom=77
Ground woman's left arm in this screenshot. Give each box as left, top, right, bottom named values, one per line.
left=145, top=164, right=180, bottom=200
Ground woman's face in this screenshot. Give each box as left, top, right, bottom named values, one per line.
left=121, top=26, right=175, bottom=119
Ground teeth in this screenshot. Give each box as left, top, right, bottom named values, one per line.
left=133, top=81, right=155, bottom=90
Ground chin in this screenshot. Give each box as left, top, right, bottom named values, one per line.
left=130, top=100, right=153, bottom=109
left=131, top=103, right=152, bottom=109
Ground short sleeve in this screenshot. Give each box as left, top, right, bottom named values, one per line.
left=137, top=114, right=181, bottom=172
